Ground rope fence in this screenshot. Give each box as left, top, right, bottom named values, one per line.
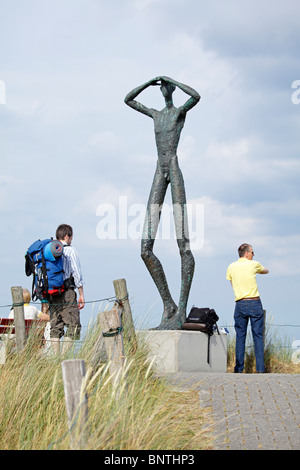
left=1, top=298, right=299, bottom=327
left=0, top=295, right=117, bottom=310
left=1, top=291, right=300, bottom=351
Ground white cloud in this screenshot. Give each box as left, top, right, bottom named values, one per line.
left=172, top=33, right=240, bottom=94
left=188, top=195, right=300, bottom=278
left=178, top=135, right=196, bottom=162
left=134, top=0, right=162, bottom=9
left=201, top=138, right=252, bottom=181
left=189, top=196, right=259, bottom=256
left=86, top=131, right=123, bottom=153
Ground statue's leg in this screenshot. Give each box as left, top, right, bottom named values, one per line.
left=141, top=165, right=177, bottom=326
left=169, top=160, right=195, bottom=326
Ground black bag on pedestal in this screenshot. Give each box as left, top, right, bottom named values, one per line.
left=182, top=307, right=220, bottom=363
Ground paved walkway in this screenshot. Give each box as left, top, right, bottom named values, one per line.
left=168, top=373, right=300, bottom=450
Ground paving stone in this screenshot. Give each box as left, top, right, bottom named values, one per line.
left=166, top=372, right=300, bottom=450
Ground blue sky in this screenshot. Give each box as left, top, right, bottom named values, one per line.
left=0, top=0, right=299, bottom=342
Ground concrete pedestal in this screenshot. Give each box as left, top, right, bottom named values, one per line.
left=139, top=329, right=227, bottom=373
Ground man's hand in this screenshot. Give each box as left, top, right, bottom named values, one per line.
left=260, top=267, right=269, bottom=274
left=78, top=287, right=85, bottom=309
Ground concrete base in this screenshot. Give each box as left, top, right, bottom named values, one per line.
left=139, top=329, right=227, bottom=373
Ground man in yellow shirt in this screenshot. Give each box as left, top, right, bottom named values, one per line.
left=226, top=243, right=269, bottom=373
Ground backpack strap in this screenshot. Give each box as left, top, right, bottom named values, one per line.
left=41, top=251, right=49, bottom=298
left=207, top=335, right=210, bottom=364
left=206, top=325, right=220, bottom=364
left=31, top=272, right=37, bottom=301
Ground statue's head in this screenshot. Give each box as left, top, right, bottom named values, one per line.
left=160, top=80, right=176, bottom=99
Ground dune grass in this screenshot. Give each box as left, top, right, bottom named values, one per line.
left=0, top=321, right=212, bottom=450
left=227, top=317, right=300, bottom=373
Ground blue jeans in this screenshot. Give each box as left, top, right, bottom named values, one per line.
left=234, top=299, right=265, bottom=373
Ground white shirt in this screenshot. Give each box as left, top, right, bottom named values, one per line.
left=62, top=244, right=84, bottom=289
left=8, top=303, right=50, bottom=343
left=9, top=304, right=42, bottom=320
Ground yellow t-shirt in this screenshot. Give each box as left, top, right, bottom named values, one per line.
left=226, top=258, right=264, bottom=301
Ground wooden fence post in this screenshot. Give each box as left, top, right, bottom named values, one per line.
left=11, top=286, right=26, bottom=353
left=113, top=278, right=136, bottom=349
left=61, top=359, right=89, bottom=449
left=90, top=317, right=107, bottom=367
left=99, top=302, right=125, bottom=385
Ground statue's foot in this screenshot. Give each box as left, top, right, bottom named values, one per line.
left=151, top=312, right=186, bottom=331
left=161, top=303, right=177, bottom=322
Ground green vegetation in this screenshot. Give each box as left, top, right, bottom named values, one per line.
left=0, top=321, right=212, bottom=450
left=2, top=312, right=298, bottom=450
left=227, top=316, right=300, bottom=373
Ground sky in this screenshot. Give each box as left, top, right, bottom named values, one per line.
left=0, top=0, right=299, bottom=343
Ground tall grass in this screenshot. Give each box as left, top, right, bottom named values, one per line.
left=227, top=316, right=300, bottom=373
left=0, top=321, right=212, bottom=450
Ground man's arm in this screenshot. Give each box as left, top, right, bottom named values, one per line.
left=38, top=311, right=50, bottom=321
left=67, top=246, right=85, bottom=308
left=160, top=76, right=200, bottom=112
left=260, top=267, right=269, bottom=274
left=124, top=77, right=160, bottom=118
left=78, top=286, right=85, bottom=310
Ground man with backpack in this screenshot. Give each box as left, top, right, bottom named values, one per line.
left=49, top=224, right=85, bottom=354
left=226, top=243, right=269, bottom=373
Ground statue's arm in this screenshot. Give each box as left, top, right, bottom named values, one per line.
left=124, top=78, right=160, bottom=118
left=160, top=76, right=200, bottom=112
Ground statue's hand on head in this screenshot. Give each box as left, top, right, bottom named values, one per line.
left=159, top=76, right=172, bottom=83
left=148, top=77, right=162, bottom=86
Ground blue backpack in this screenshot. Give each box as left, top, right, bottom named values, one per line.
left=25, top=238, right=64, bottom=301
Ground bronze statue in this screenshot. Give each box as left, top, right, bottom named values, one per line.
left=125, top=76, right=200, bottom=329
